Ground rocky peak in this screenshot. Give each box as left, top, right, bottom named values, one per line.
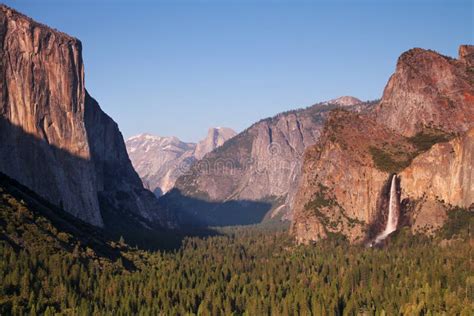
left=459, top=44, right=474, bottom=66
left=194, top=127, right=237, bottom=160
left=0, top=4, right=80, bottom=43
left=375, top=45, right=474, bottom=137
left=127, top=134, right=195, bottom=153
left=325, top=96, right=362, bottom=107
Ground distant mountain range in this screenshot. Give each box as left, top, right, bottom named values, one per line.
left=126, top=127, right=236, bottom=196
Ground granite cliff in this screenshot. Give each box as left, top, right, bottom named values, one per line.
left=291, top=46, right=474, bottom=244
left=0, top=5, right=171, bottom=228
left=194, top=127, right=237, bottom=160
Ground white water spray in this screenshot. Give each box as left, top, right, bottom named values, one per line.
left=374, top=174, right=399, bottom=244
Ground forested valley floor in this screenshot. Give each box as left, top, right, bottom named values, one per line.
left=0, top=179, right=473, bottom=315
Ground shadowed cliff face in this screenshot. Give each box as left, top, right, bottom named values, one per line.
left=0, top=5, right=171, bottom=228
left=84, top=93, right=174, bottom=228
left=0, top=116, right=103, bottom=225
left=291, top=46, right=474, bottom=244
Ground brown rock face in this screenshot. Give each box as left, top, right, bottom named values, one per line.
left=85, top=94, right=172, bottom=227
left=399, top=128, right=474, bottom=233
left=459, top=44, right=474, bottom=67
left=0, top=5, right=169, bottom=227
left=291, top=111, right=415, bottom=243
left=291, top=46, right=474, bottom=244
left=401, top=128, right=473, bottom=209
left=375, top=46, right=474, bottom=137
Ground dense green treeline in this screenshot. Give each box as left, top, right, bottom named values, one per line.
left=0, top=184, right=473, bottom=315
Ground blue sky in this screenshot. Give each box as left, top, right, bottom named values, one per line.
left=5, top=0, right=473, bottom=142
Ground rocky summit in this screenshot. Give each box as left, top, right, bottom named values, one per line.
left=194, top=127, right=237, bottom=160
left=0, top=5, right=172, bottom=228
left=125, top=127, right=236, bottom=197
left=291, top=46, right=474, bottom=244
left=374, top=45, right=474, bottom=137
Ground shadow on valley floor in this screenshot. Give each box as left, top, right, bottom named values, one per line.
left=0, top=169, right=220, bottom=256
left=159, top=189, right=273, bottom=227
left=0, top=171, right=137, bottom=268
left=0, top=116, right=217, bottom=253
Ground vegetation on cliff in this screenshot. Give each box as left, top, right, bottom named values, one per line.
left=369, top=128, right=453, bottom=173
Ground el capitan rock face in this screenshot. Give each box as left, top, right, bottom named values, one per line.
left=168, top=99, right=376, bottom=225
left=291, top=46, right=474, bottom=244
left=0, top=5, right=170, bottom=227
left=125, top=127, right=235, bottom=197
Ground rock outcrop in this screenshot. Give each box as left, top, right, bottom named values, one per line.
left=194, top=127, right=237, bottom=160
left=399, top=128, right=474, bottom=234
left=126, top=128, right=235, bottom=197
left=291, top=46, right=474, bottom=244
left=126, top=134, right=196, bottom=196
left=375, top=46, right=474, bottom=137
left=168, top=98, right=376, bottom=225
left=324, top=96, right=362, bottom=107
left=0, top=5, right=170, bottom=228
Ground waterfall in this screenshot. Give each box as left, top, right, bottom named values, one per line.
left=374, top=174, right=399, bottom=244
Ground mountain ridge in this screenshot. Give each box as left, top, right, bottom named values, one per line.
left=126, top=127, right=236, bottom=196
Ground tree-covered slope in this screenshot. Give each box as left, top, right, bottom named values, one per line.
left=0, top=177, right=472, bottom=315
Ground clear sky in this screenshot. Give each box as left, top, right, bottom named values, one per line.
left=5, top=0, right=473, bottom=142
